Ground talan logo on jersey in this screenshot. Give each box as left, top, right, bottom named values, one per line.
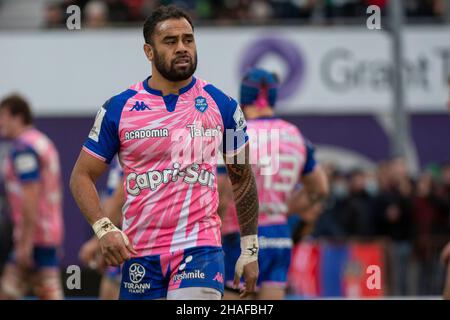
left=186, top=124, right=221, bottom=138
left=194, top=96, right=208, bottom=113
left=130, top=101, right=150, bottom=111
left=233, top=105, right=246, bottom=130
left=124, top=263, right=151, bottom=294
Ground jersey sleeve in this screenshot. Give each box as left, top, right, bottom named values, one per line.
left=204, top=84, right=249, bottom=157
left=83, top=89, right=136, bottom=164
left=302, top=138, right=318, bottom=176
left=11, top=145, right=40, bottom=182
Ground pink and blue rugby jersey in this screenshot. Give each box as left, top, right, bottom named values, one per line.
left=221, top=117, right=316, bottom=235
left=3, top=128, right=64, bottom=246
left=83, top=77, right=248, bottom=257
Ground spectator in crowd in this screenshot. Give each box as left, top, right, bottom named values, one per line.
left=374, top=156, right=414, bottom=295
left=337, top=168, right=375, bottom=237
left=249, top=0, right=274, bottom=23
left=270, top=0, right=317, bottom=20
left=44, top=2, right=65, bottom=28
left=433, top=162, right=450, bottom=234
left=105, top=0, right=130, bottom=23
left=324, top=0, right=364, bottom=20
left=412, top=172, right=444, bottom=294
left=406, top=0, right=446, bottom=20
left=85, top=0, right=110, bottom=28
left=309, top=164, right=348, bottom=238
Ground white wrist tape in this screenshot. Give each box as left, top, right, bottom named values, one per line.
left=92, top=217, right=129, bottom=246
left=234, top=235, right=259, bottom=278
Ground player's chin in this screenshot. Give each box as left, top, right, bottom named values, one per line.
left=173, top=64, right=192, bottom=74
left=172, top=71, right=194, bottom=81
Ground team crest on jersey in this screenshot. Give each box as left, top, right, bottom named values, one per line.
left=194, top=96, right=208, bottom=113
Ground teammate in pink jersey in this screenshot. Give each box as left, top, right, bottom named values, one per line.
left=70, top=5, right=259, bottom=300
left=218, top=68, right=329, bottom=300
left=0, top=94, right=64, bottom=300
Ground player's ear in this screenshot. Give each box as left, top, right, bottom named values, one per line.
left=143, top=43, right=153, bottom=62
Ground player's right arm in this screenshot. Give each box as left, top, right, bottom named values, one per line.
left=102, top=179, right=125, bottom=228
left=70, top=151, right=108, bottom=225
left=71, top=94, right=137, bottom=266
left=79, top=178, right=125, bottom=269
left=71, top=151, right=136, bottom=266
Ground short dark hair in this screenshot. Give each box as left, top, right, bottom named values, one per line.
left=0, top=94, right=33, bottom=125
left=143, top=5, right=194, bottom=44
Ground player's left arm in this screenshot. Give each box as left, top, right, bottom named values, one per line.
left=216, top=173, right=233, bottom=222
left=17, top=181, right=39, bottom=268
left=224, top=147, right=259, bottom=237
left=287, top=141, right=329, bottom=216
left=206, top=84, right=259, bottom=297
left=224, top=144, right=259, bottom=298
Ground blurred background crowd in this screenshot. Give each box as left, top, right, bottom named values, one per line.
left=0, top=0, right=449, bottom=29
left=288, top=156, right=450, bottom=296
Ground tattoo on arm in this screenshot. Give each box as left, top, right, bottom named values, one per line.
left=225, top=148, right=259, bottom=236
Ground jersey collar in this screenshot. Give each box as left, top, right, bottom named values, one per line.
left=143, top=76, right=196, bottom=97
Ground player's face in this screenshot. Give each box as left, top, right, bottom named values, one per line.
left=148, top=18, right=197, bottom=82
left=0, top=108, right=16, bottom=138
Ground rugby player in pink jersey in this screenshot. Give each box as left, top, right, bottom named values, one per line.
left=0, top=95, right=64, bottom=300
left=70, top=5, right=259, bottom=300
left=218, top=68, right=329, bottom=300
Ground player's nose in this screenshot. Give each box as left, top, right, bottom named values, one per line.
left=175, top=39, right=188, bottom=54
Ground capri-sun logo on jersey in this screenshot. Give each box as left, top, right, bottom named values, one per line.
left=123, top=263, right=151, bottom=294
left=126, top=163, right=215, bottom=196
